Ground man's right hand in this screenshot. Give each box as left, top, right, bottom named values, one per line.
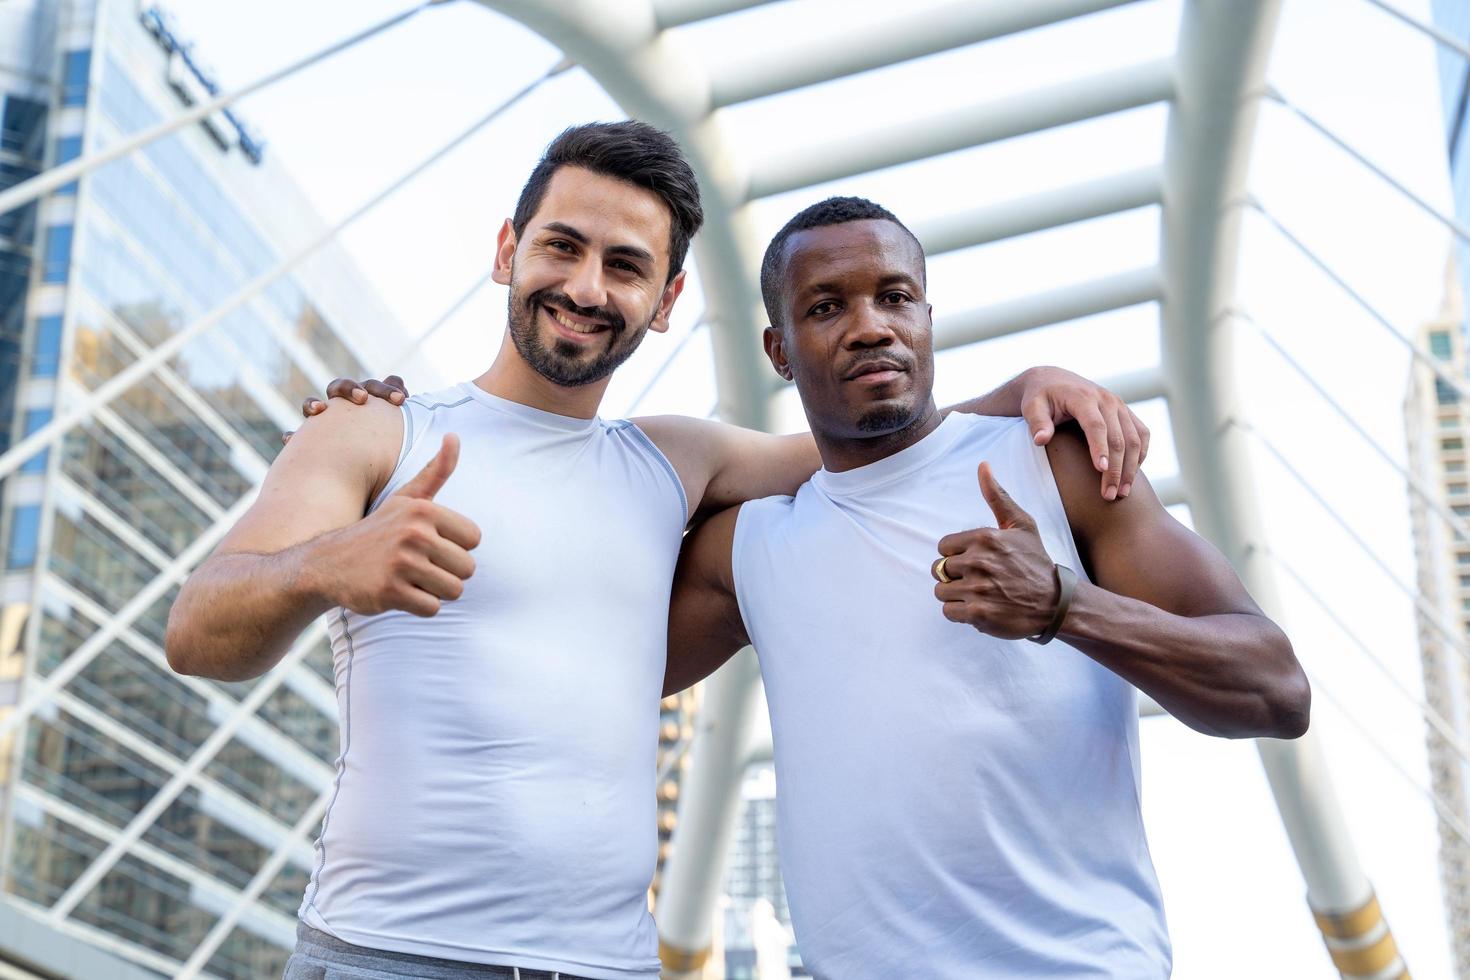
left=285, top=376, right=409, bottom=443
left=307, top=433, right=480, bottom=618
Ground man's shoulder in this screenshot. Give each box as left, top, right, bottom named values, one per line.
left=630, top=413, right=729, bottom=462
left=286, top=389, right=406, bottom=503
left=296, top=389, right=404, bottom=444
left=402, top=382, right=476, bottom=413
left=941, top=411, right=1031, bottom=446
left=731, top=488, right=809, bottom=553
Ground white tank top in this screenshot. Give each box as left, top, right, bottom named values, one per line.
left=732, top=412, right=1170, bottom=979
left=300, top=382, right=684, bottom=979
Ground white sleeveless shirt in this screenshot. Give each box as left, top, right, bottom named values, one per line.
left=732, top=412, right=1170, bottom=978
left=300, top=382, right=685, bottom=979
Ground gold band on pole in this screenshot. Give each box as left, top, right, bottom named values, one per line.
left=659, top=939, right=711, bottom=973
left=1310, top=891, right=1411, bottom=979
left=1313, top=892, right=1382, bottom=939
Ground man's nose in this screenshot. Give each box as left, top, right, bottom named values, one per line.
left=563, top=256, right=607, bottom=311
left=844, top=302, right=897, bottom=348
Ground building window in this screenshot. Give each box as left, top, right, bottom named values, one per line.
left=1439, top=379, right=1461, bottom=405
left=41, top=225, right=72, bottom=283
left=0, top=95, right=45, bottom=157
left=31, top=316, right=61, bottom=377
left=1455, top=505, right=1470, bottom=517
left=7, top=505, right=40, bottom=569
left=53, top=136, right=82, bottom=195
left=1449, top=461, right=1466, bottom=474
left=1431, top=331, right=1454, bottom=361
left=1445, top=438, right=1465, bottom=451
left=1459, top=552, right=1470, bottom=566
left=1441, top=416, right=1461, bottom=428
left=19, top=410, right=51, bottom=475
left=1450, top=482, right=1468, bottom=495
left=61, top=50, right=91, bottom=107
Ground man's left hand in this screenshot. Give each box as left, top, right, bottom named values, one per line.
left=932, top=462, right=1064, bottom=640
left=1017, top=367, right=1148, bottom=501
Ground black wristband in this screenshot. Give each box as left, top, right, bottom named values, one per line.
left=1028, top=563, right=1077, bottom=645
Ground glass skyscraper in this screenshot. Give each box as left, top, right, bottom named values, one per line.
left=0, top=1, right=408, bottom=975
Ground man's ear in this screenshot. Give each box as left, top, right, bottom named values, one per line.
left=649, top=269, right=687, bottom=335
left=492, top=219, right=516, bottom=286
left=763, top=324, right=793, bottom=382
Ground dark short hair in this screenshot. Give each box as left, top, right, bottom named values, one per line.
left=760, top=196, right=925, bottom=327
left=512, top=121, right=704, bottom=283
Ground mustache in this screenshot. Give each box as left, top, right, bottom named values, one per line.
left=840, top=351, right=913, bottom=376
left=527, top=289, right=626, bottom=333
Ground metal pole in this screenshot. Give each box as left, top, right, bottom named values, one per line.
left=1161, top=2, right=1407, bottom=976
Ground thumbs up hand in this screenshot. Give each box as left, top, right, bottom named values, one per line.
left=308, top=435, right=482, bottom=618
left=930, top=462, right=1061, bottom=640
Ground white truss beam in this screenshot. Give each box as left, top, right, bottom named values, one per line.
left=1094, top=364, right=1168, bottom=406
left=709, top=0, right=1147, bottom=108
left=652, top=0, right=781, bottom=31
left=914, top=166, right=1163, bottom=257
left=744, top=58, right=1174, bottom=200
left=934, top=266, right=1162, bottom=351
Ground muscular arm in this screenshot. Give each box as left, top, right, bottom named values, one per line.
left=1047, top=426, right=1308, bottom=738
left=936, top=425, right=1308, bottom=739
left=634, top=416, right=820, bottom=521
left=663, top=505, right=748, bottom=696
left=166, top=400, right=401, bottom=680
left=167, top=399, right=478, bottom=681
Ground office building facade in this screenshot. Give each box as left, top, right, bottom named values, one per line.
left=720, top=764, right=808, bottom=979
left=0, top=0, right=408, bottom=975
left=1405, top=262, right=1470, bottom=980
left=1417, top=6, right=1470, bottom=976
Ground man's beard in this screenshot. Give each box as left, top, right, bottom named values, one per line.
left=508, top=285, right=647, bottom=387
left=856, top=401, right=921, bottom=433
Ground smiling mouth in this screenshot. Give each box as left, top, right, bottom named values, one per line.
left=545, top=305, right=609, bottom=336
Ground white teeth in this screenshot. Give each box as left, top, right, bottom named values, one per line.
left=550, top=308, right=600, bottom=334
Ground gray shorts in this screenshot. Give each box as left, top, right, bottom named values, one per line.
left=282, top=922, right=598, bottom=980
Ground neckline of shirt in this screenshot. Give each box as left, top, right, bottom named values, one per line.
left=813, top=411, right=978, bottom=496
left=457, top=381, right=601, bottom=433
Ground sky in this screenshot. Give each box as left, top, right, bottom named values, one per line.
left=155, top=0, right=1456, bottom=975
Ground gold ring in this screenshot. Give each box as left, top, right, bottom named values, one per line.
left=932, top=556, right=953, bottom=584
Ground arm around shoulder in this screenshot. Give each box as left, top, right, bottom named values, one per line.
left=664, top=504, right=749, bottom=696
left=1046, top=425, right=1309, bottom=739
left=635, top=414, right=820, bottom=522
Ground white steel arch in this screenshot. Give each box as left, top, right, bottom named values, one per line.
left=1160, top=0, right=1377, bottom=933
left=462, top=1, right=1404, bottom=977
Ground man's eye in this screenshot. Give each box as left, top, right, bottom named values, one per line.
left=548, top=240, right=574, bottom=252
left=881, top=291, right=909, bottom=304
left=611, top=260, right=640, bottom=274
left=809, top=301, right=838, bottom=317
